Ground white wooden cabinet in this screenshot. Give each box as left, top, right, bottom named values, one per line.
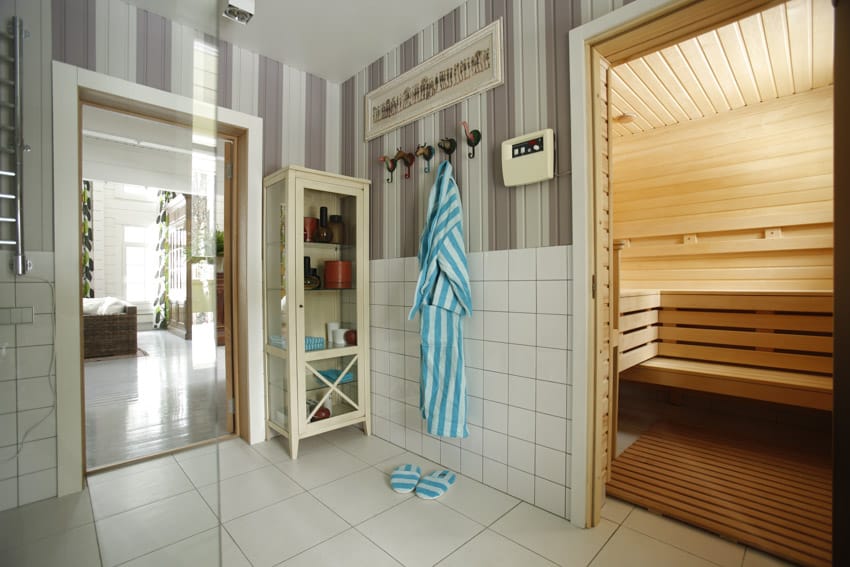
left=263, top=166, right=371, bottom=458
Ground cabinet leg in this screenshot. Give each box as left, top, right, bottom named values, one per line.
left=363, top=417, right=372, bottom=436
left=289, top=436, right=299, bottom=460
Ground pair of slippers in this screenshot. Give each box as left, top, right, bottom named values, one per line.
left=390, top=464, right=456, bottom=499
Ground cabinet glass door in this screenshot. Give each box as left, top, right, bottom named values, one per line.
left=265, top=178, right=290, bottom=433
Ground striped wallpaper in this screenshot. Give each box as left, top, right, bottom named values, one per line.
left=51, top=0, right=341, bottom=177
left=342, top=0, right=591, bottom=260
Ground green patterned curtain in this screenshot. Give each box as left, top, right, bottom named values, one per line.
left=81, top=180, right=94, bottom=298
left=153, top=190, right=175, bottom=329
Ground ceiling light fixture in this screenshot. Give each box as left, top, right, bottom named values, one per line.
left=222, top=0, right=254, bottom=24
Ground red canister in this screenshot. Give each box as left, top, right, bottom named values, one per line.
left=324, top=260, right=352, bottom=289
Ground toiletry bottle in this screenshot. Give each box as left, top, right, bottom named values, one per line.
left=304, top=257, right=321, bottom=289
left=328, top=214, right=345, bottom=244
left=313, top=206, right=333, bottom=243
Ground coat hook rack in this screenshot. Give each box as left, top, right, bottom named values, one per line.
left=378, top=155, right=397, bottom=183
left=415, top=144, right=434, bottom=173
left=393, top=148, right=416, bottom=179
left=438, top=138, right=457, bottom=163
left=461, top=121, right=482, bottom=159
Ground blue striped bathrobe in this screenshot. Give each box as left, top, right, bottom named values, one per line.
left=409, top=161, right=472, bottom=438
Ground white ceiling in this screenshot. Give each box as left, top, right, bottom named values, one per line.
left=128, top=0, right=467, bottom=82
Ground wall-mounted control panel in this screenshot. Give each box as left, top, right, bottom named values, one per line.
left=501, top=128, right=554, bottom=187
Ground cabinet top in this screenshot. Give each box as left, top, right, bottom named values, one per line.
left=263, top=164, right=371, bottom=187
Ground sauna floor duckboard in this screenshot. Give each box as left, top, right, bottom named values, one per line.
left=607, top=422, right=832, bottom=566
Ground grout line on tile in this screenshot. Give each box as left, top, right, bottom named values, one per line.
left=429, top=523, right=488, bottom=566
left=620, top=523, right=738, bottom=567
left=90, top=485, right=198, bottom=523
left=222, top=523, right=255, bottom=567
left=585, top=519, right=622, bottom=567
left=109, top=520, right=217, bottom=567
left=485, top=499, right=522, bottom=528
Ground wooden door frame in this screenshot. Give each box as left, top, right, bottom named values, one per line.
left=568, top=0, right=830, bottom=528
left=53, top=63, right=265, bottom=496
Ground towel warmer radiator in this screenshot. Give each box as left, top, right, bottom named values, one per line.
left=0, top=17, right=28, bottom=275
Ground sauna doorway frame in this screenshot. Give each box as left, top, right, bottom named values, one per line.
left=567, top=0, right=844, bottom=529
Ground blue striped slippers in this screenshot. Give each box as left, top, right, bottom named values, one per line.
left=415, top=470, right=457, bottom=500
left=390, top=464, right=422, bottom=493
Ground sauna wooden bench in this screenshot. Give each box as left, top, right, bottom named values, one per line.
left=616, top=291, right=834, bottom=411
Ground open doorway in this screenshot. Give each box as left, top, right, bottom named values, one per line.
left=80, top=104, right=237, bottom=470
left=575, top=0, right=835, bottom=565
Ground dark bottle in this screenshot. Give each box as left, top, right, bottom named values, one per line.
left=313, top=206, right=333, bottom=243
left=304, top=256, right=321, bottom=289
left=328, top=214, right=345, bottom=245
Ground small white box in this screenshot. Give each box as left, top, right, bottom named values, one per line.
left=501, top=128, right=555, bottom=186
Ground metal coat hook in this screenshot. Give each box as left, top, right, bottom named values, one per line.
left=415, top=144, right=434, bottom=173
left=438, top=138, right=457, bottom=163
left=393, top=148, right=416, bottom=179
left=379, top=155, right=397, bottom=183
left=461, top=121, right=482, bottom=159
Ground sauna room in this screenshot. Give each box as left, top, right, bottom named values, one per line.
left=605, top=1, right=834, bottom=566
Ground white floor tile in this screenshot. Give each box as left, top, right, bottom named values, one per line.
left=279, top=528, right=402, bottom=567
left=600, top=497, right=633, bottom=525
left=358, top=498, right=484, bottom=567
left=375, top=451, right=442, bottom=477
left=0, top=523, right=101, bottom=567
left=624, top=508, right=745, bottom=567
left=177, top=440, right=270, bottom=488
left=274, top=444, right=370, bottom=490
left=590, top=526, right=717, bottom=567
left=491, top=502, right=617, bottom=567
left=225, top=492, right=348, bottom=567
left=0, top=488, right=93, bottom=551
left=437, top=473, right=519, bottom=526
left=87, top=455, right=177, bottom=487
left=198, top=465, right=303, bottom=522
left=95, top=490, right=218, bottom=566
left=742, top=547, right=799, bottom=566
left=437, top=529, right=557, bottom=566
left=325, top=427, right=408, bottom=464
left=174, top=452, right=219, bottom=488
left=312, top=467, right=411, bottom=525
left=89, top=459, right=194, bottom=519
left=122, top=527, right=250, bottom=567
left=251, top=435, right=330, bottom=463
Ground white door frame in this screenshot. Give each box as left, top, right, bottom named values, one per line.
left=53, top=61, right=265, bottom=496
left=567, top=0, right=683, bottom=527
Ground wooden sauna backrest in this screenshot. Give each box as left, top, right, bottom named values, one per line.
left=618, top=291, right=834, bottom=376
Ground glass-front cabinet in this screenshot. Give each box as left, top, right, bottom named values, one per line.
left=263, top=166, right=371, bottom=458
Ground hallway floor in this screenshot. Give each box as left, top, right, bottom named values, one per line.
left=84, top=325, right=226, bottom=469
left=0, top=428, right=796, bottom=566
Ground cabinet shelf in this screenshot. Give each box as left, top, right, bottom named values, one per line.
left=263, top=165, right=371, bottom=460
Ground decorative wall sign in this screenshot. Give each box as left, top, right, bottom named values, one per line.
left=364, top=18, right=503, bottom=141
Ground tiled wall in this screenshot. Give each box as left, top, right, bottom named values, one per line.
left=369, top=245, right=573, bottom=518
left=0, top=251, right=58, bottom=511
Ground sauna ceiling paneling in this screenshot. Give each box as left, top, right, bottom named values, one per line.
left=609, top=0, right=834, bottom=136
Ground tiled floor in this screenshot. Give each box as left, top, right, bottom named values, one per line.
left=0, top=427, right=799, bottom=566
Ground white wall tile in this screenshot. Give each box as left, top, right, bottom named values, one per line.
left=467, top=396, right=483, bottom=427
left=507, top=467, right=534, bottom=503
left=508, top=344, right=535, bottom=378
left=373, top=394, right=389, bottom=419
left=536, top=414, right=568, bottom=452
left=404, top=380, right=419, bottom=407
left=483, top=250, right=508, bottom=280
left=18, top=468, right=56, bottom=506
left=371, top=305, right=388, bottom=328
left=388, top=283, right=405, bottom=306
left=404, top=257, right=418, bottom=281
left=466, top=367, right=484, bottom=398
left=389, top=353, right=405, bottom=378
left=422, top=434, right=441, bottom=462
left=508, top=437, right=535, bottom=473
left=387, top=330, right=404, bottom=352
left=537, top=314, right=568, bottom=349
left=374, top=282, right=389, bottom=301
left=0, top=414, right=15, bottom=447
left=483, top=458, right=507, bottom=492
left=537, top=347, right=569, bottom=384
left=508, top=406, right=535, bottom=442
left=18, top=437, right=56, bottom=475
left=470, top=281, right=484, bottom=311
left=405, top=355, right=420, bottom=380
left=404, top=283, right=417, bottom=308
left=464, top=309, right=484, bottom=340
left=389, top=377, right=405, bottom=401
left=405, top=429, right=423, bottom=454
left=461, top=424, right=483, bottom=455
left=536, top=382, right=568, bottom=418
left=373, top=259, right=388, bottom=282
left=483, top=311, right=509, bottom=343
left=388, top=306, right=406, bottom=330
left=461, top=450, right=483, bottom=481
left=372, top=371, right=388, bottom=396
left=405, top=405, right=422, bottom=431
left=537, top=280, right=568, bottom=315
left=483, top=371, right=508, bottom=404
left=0, top=477, right=16, bottom=511
left=535, top=477, right=566, bottom=517
left=483, top=281, right=509, bottom=312
left=482, top=341, right=508, bottom=373
left=483, top=430, right=508, bottom=463
left=536, top=246, right=569, bottom=280
left=483, top=401, right=508, bottom=434
left=17, top=408, right=55, bottom=443
left=465, top=339, right=484, bottom=369
left=508, top=375, right=535, bottom=410
left=387, top=258, right=405, bottom=282
left=467, top=252, right=484, bottom=281
left=14, top=283, right=53, bottom=315
left=404, top=332, right=419, bottom=357
left=535, top=446, right=566, bottom=485
left=390, top=400, right=405, bottom=424
left=508, top=248, right=536, bottom=280
left=391, top=423, right=406, bottom=446
left=441, top=442, right=462, bottom=471
left=508, top=281, right=536, bottom=313
left=508, top=313, right=536, bottom=346
left=0, top=381, right=15, bottom=414
left=16, top=377, right=54, bottom=411
left=16, top=314, right=53, bottom=347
